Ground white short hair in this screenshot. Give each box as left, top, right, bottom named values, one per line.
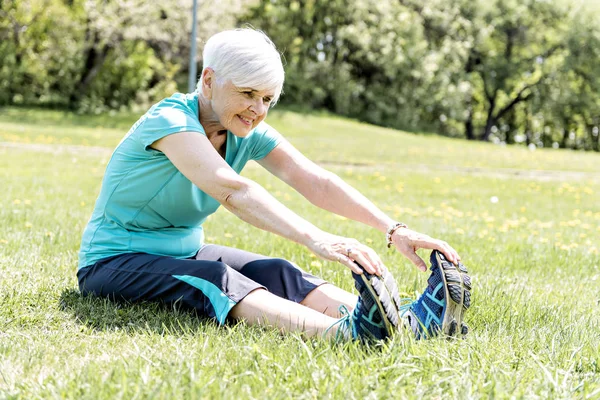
left=198, top=29, right=284, bottom=105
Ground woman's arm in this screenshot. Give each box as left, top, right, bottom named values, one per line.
left=151, top=132, right=382, bottom=275
left=259, top=139, right=394, bottom=232
left=258, top=139, right=460, bottom=271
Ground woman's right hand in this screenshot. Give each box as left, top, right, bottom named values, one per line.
left=390, top=227, right=460, bottom=272
left=306, top=232, right=384, bottom=276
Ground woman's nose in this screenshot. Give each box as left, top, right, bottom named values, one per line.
left=250, top=98, right=266, bottom=116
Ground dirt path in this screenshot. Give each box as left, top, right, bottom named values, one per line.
left=2, top=141, right=598, bottom=183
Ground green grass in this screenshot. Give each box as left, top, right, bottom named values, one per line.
left=1, top=106, right=599, bottom=399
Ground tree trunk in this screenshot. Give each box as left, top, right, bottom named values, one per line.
left=7, top=15, right=23, bottom=67
left=524, top=106, right=532, bottom=145
left=506, top=109, right=518, bottom=145
left=588, top=124, right=599, bottom=152
left=482, top=103, right=496, bottom=141
left=525, top=130, right=531, bottom=146
left=465, top=115, right=475, bottom=140
left=561, top=119, right=570, bottom=149
left=464, top=102, right=475, bottom=140
left=69, top=27, right=109, bottom=108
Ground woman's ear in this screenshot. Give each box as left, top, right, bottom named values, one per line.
left=201, top=68, right=214, bottom=100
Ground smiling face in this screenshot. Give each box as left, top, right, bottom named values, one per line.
left=201, top=69, right=275, bottom=138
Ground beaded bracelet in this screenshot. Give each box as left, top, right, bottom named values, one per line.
left=386, top=222, right=408, bottom=248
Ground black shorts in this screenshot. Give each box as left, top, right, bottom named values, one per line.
left=77, top=244, right=326, bottom=324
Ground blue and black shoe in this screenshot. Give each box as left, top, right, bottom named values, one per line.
left=340, top=263, right=402, bottom=341
left=404, top=250, right=471, bottom=339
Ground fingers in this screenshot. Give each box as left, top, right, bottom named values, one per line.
left=348, top=246, right=382, bottom=275
left=335, top=253, right=363, bottom=274
left=364, top=247, right=384, bottom=275
left=410, top=234, right=461, bottom=265
left=393, top=229, right=461, bottom=269
left=310, top=234, right=384, bottom=275
left=419, top=239, right=460, bottom=265
left=437, top=241, right=460, bottom=264
left=402, top=248, right=427, bottom=272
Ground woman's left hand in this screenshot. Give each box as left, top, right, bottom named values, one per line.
left=307, top=232, right=384, bottom=276
left=391, top=227, right=461, bottom=272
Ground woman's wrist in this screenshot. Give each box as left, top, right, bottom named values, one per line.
left=376, top=217, right=397, bottom=234
left=386, top=221, right=408, bottom=248
left=297, top=226, right=324, bottom=247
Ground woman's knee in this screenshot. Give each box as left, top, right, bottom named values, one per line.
left=243, top=258, right=302, bottom=280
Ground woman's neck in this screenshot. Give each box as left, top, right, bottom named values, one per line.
left=198, top=94, right=227, bottom=139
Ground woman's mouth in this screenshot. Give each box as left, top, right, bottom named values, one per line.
left=238, top=115, right=253, bottom=126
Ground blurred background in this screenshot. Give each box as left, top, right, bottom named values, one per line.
left=1, top=0, right=599, bottom=151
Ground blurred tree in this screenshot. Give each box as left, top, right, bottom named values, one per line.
left=1, top=0, right=598, bottom=150
left=242, top=0, right=434, bottom=128
left=466, top=0, right=570, bottom=142
left=536, top=8, right=600, bottom=150
left=0, top=0, right=251, bottom=111
left=0, top=0, right=83, bottom=105
left=243, top=0, right=599, bottom=150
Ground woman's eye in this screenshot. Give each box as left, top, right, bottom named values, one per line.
left=243, top=91, right=254, bottom=97
left=263, top=97, right=272, bottom=104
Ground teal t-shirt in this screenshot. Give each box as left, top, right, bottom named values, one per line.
left=78, top=92, right=281, bottom=269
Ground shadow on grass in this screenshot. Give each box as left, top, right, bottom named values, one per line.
left=58, top=289, right=400, bottom=354
left=58, top=288, right=220, bottom=335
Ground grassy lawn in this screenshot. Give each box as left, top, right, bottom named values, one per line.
left=1, top=106, right=599, bottom=399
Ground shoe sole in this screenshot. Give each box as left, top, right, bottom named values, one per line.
left=432, top=251, right=471, bottom=337
left=353, top=264, right=402, bottom=337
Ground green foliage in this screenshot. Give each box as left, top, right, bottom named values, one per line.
left=0, top=0, right=83, bottom=105
left=533, top=7, right=600, bottom=150
left=0, top=0, right=250, bottom=112
left=242, top=0, right=600, bottom=150
left=242, top=0, right=431, bottom=128
left=1, top=0, right=599, bottom=150
left=78, top=41, right=178, bottom=113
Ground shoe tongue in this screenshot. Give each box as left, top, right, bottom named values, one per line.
left=430, top=251, right=441, bottom=268
left=429, top=250, right=440, bottom=265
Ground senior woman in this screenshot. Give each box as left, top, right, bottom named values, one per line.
left=78, top=29, right=471, bottom=342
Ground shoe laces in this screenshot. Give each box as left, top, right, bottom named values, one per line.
left=323, top=305, right=353, bottom=341
left=398, top=296, right=418, bottom=317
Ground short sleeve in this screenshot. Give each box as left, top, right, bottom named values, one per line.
left=249, top=122, right=282, bottom=160
left=136, top=95, right=206, bottom=151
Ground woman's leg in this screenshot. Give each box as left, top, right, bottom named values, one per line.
left=78, top=253, right=346, bottom=339
left=300, top=283, right=358, bottom=318
left=196, top=244, right=358, bottom=318
left=230, top=289, right=342, bottom=339
left=78, top=253, right=260, bottom=325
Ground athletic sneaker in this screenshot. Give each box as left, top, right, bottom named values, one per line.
left=403, top=250, right=471, bottom=339
left=328, top=263, right=402, bottom=342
